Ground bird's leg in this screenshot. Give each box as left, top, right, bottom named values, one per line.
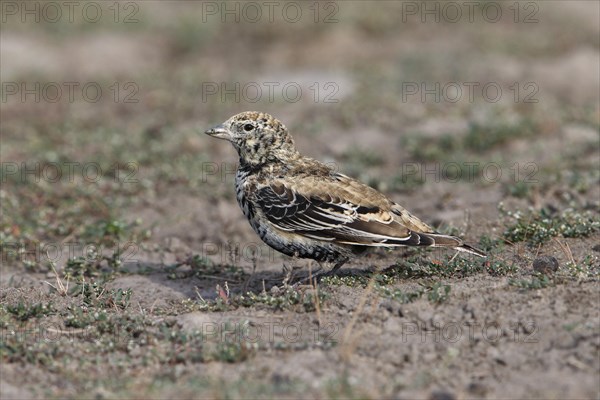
left=293, top=258, right=349, bottom=287
left=282, top=254, right=304, bottom=287
left=281, top=263, right=294, bottom=287
left=307, top=259, right=323, bottom=276
left=323, top=258, right=348, bottom=277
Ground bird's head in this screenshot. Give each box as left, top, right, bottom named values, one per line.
left=205, top=111, right=298, bottom=167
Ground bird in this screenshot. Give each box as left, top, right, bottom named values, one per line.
left=205, top=111, right=485, bottom=277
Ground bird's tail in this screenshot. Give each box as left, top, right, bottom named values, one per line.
left=421, top=232, right=487, bottom=258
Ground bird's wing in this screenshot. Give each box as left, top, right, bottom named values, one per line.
left=253, top=173, right=437, bottom=247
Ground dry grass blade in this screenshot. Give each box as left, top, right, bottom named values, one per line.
left=339, top=270, right=378, bottom=361
left=43, top=264, right=69, bottom=296
left=554, top=238, right=576, bottom=265
left=308, top=261, right=322, bottom=327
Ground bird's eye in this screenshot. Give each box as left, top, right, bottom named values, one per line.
left=243, top=124, right=254, bottom=132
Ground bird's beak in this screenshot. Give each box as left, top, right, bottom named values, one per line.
left=205, top=124, right=231, bottom=140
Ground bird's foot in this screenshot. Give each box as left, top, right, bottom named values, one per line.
left=281, top=263, right=303, bottom=287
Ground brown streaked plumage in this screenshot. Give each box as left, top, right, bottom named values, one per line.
left=206, top=111, right=485, bottom=276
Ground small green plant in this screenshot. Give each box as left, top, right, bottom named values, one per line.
left=565, top=170, right=599, bottom=194
left=321, top=274, right=370, bottom=287
left=378, top=286, right=423, bottom=304
left=424, top=281, right=451, bottom=304
left=510, top=254, right=598, bottom=291
left=72, top=280, right=133, bottom=310
left=107, top=288, right=133, bottom=309
left=465, top=120, right=537, bottom=151
left=155, top=319, right=259, bottom=364
left=64, top=307, right=108, bottom=329
left=509, top=273, right=553, bottom=290
left=392, top=255, right=487, bottom=279
left=63, top=250, right=123, bottom=281
left=83, top=218, right=148, bottom=246
left=486, top=260, right=519, bottom=276
left=211, top=342, right=256, bottom=363
left=196, top=286, right=329, bottom=313
left=342, top=146, right=384, bottom=167
left=402, top=133, right=460, bottom=162
left=502, top=207, right=600, bottom=247
left=391, top=172, right=425, bottom=192
left=5, top=302, right=53, bottom=321
left=504, top=181, right=533, bottom=199
left=378, top=281, right=450, bottom=304
left=478, top=235, right=504, bottom=252
left=559, top=255, right=599, bottom=281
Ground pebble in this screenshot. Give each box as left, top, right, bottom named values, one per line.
left=533, top=256, right=559, bottom=274
left=429, top=390, right=456, bottom=400
left=467, top=382, right=487, bottom=396
left=380, top=299, right=403, bottom=317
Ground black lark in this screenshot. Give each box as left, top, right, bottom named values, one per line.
left=206, top=111, right=485, bottom=276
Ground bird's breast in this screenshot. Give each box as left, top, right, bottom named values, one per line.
left=235, top=168, right=254, bottom=220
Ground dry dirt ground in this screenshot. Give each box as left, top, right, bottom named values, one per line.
left=1, top=2, right=599, bottom=399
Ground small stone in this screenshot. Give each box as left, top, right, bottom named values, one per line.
left=592, top=244, right=600, bottom=252
left=467, top=382, right=487, bottom=396
left=533, top=256, right=559, bottom=275
left=429, top=390, right=456, bottom=400
left=271, top=373, right=291, bottom=386
left=380, top=299, right=403, bottom=317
